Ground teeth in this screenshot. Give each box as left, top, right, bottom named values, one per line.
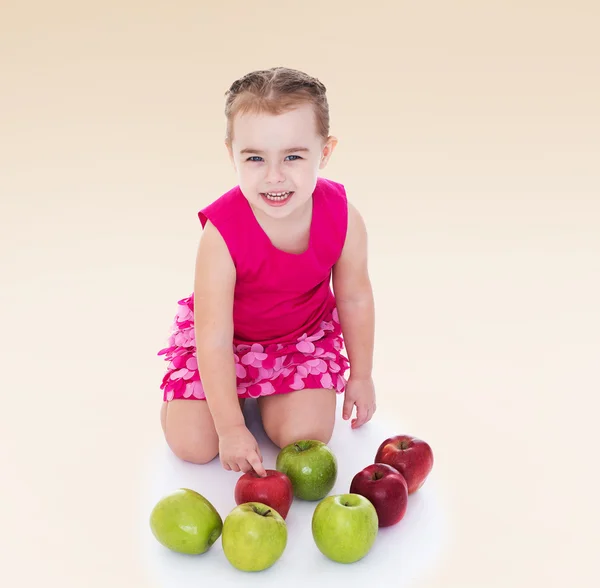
left=264, top=191, right=292, bottom=201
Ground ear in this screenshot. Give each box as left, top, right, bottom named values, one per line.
left=319, top=136, right=338, bottom=169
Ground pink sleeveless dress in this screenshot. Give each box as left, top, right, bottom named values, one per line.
left=158, top=177, right=350, bottom=401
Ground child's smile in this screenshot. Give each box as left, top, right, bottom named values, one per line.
left=261, top=190, right=295, bottom=207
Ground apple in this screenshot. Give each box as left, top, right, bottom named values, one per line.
left=275, top=439, right=337, bottom=501
left=234, top=469, right=294, bottom=519
left=149, top=488, right=222, bottom=555
left=221, top=502, right=287, bottom=572
left=311, top=493, right=378, bottom=564
left=349, top=463, right=408, bottom=527
left=375, top=434, right=434, bottom=494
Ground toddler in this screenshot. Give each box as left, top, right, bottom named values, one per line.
left=158, top=67, right=376, bottom=477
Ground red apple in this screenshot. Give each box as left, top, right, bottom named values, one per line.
left=375, top=435, right=434, bottom=494
left=234, top=469, right=294, bottom=519
left=349, top=463, right=408, bottom=527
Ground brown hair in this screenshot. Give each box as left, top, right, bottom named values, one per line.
left=224, top=66, right=330, bottom=144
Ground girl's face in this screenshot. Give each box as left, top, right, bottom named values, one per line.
left=227, top=102, right=337, bottom=220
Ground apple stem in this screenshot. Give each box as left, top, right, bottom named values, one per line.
left=252, top=505, right=272, bottom=517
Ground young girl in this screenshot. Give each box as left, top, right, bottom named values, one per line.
left=158, top=67, right=376, bottom=478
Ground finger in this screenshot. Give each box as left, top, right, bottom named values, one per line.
left=351, top=404, right=368, bottom=428
left=359, top=408, right=372, bottom=427
left=222, top=462, right=232, bottom=471
left=342, top=396, right=354, bottom=421
left=352, top=404, right=367, bottom=429
left=239, top=460, right=252, bottom=474
left=255, top=444, right=264, bottom=463
left=230, top=462, right=241, bottom=473
left=248, top=453, right=268, bottom=477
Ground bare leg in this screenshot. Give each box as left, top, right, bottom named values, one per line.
left=160, top=398, right=245, bottom=464
left=258, top=388, right=337, bottom=449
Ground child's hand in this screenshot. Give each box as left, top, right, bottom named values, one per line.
left=342, top=376, right=377, bottom=429
left=218, top=424, right=267, bottom=477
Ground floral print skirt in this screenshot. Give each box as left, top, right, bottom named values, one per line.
left=158, top=295, right=350, bottom=401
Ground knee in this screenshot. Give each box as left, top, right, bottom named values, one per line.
left=271, top=425, right=333, bottom=449
left=161, top=400, right=220, bottom=464
left=167, top=435, right=219, bottom=464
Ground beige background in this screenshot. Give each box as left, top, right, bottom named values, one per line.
left=1, top=1, right=599, bottom=586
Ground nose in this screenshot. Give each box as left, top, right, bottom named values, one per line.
left=265, top=161, right=285, bottom=184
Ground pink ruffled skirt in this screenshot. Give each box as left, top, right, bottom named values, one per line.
left=158, top=295, right=350, bottom=401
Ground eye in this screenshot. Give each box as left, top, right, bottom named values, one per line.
left=285, top=155, right=302, bottom=161
left=246, top=156, right=263, bottom=162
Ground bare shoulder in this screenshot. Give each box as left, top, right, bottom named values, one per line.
left=195, top=220, right=236, bottom=276
left=340, top=200, right=368, bottom=257
left=194, top=220, right=236, bottom=341
left=332, top=201, right=370, bottom=301
left=346, top=201, right=367, bottom=239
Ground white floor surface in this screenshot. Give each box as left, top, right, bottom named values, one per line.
left=139, top=395, right=448, bottom=587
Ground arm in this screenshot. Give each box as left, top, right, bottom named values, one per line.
left=193, top=220, right=242, bottom=433
left=332, top=202, right=376, bottom=427
left=193, top=220, right=266, bottom=475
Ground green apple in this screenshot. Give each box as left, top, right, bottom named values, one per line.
left=275, top=440, right=337, bottom=501
left=149, top=488, right=223, bottom=555
left=222, top=502, right=287, bottom=572
left=312, top=493, right=378, bottom=564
